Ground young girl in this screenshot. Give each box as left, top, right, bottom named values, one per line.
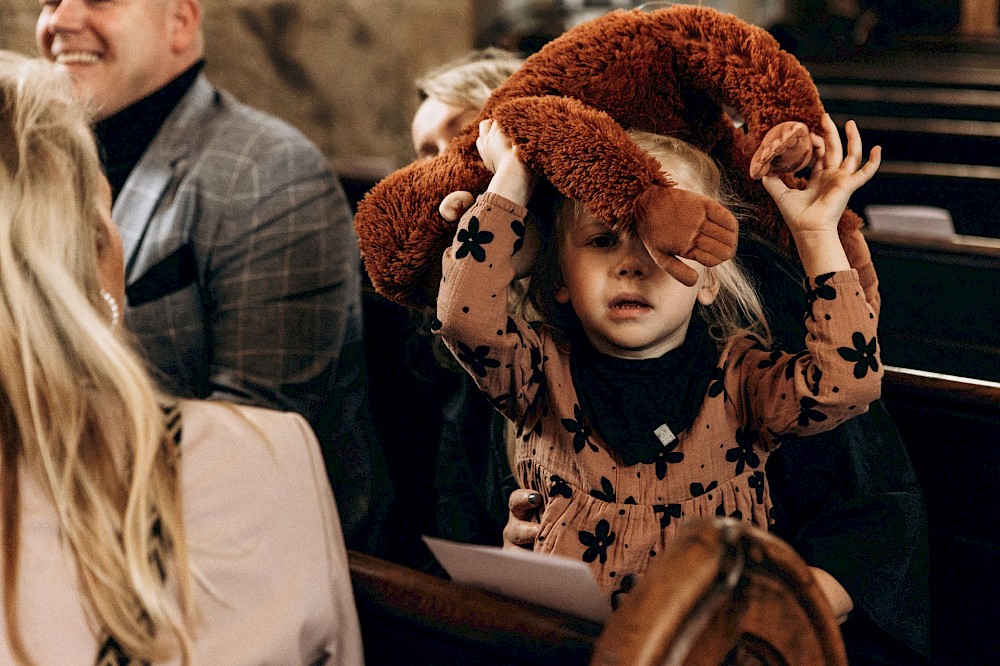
left=436, top=113, right=883, bottom=602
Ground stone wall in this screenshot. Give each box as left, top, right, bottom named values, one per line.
left=0, top=0, right=476, bottom=171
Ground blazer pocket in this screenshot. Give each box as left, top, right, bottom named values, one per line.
left=126, top=243, right=198, bottom=307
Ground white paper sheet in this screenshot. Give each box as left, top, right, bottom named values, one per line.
left=864, top=204, right=956, bottom=238
left=422, top=535, right=611, bottom=624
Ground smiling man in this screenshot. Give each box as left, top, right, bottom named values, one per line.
left=35, top=0, right=390, bottom=551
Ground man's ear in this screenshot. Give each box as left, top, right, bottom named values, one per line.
left=696, top=269, right=721, bottom=306
left=169, top=0, right=202, bottom=54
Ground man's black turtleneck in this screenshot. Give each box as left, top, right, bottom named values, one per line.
left=94, top=60, right=205, bottom=201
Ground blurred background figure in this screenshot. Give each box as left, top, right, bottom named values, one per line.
left=33, top=0, right=390, bottom=552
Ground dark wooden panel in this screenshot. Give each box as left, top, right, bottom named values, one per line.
left=881, top=368, right=1000, bottom=666
left=865, top=234, right=1000, bottom=381
left=349, top=551, right=600, bottom=666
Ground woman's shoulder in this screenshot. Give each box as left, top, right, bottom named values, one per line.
left=173, top=403, right=362, bottom=664
left=175, top=401, right=325, bottom=509
left=179, top=400, right=316, bottom=454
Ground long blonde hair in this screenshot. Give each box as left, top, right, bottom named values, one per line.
left=524, top=131, right=771, bottom=348
left=0, top=53, right=193, bottom=663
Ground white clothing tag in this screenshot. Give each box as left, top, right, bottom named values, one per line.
left=654, top=423, right=677, bottom=447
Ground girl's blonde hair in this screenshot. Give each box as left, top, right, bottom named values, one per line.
left=0, top=53, right=193, bottom=664
left=523, top=131, right=771, bottom=348
left=416, top=47, right=524, bottom=110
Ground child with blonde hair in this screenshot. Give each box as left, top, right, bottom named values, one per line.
left=436, top=112, right=883, bottom=604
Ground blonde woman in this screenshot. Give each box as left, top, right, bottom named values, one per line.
left=0, top=52, right=362, bottom=666
left=412, top=48, right=523, bottom=160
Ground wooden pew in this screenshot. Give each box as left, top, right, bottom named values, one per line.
left=350, top=518, right=849, bottom=666
left=349, top=550, right=601, bottom=665
left=805, top=50, right=1000, bottom=239
left=881, top=366, right=1000, bottom=665
left=864, top=230, right=1000, bottom=382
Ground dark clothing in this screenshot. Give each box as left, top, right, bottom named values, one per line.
left=743, top=232, right=929, bottom=664
left=434, top=377, right=518, bottom=546
left=94, top=61, right=204, bottom=199
left=570, top=316, right=717, bottom=466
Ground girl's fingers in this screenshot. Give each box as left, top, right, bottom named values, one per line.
left=842, top=120, right=863, bottom=172
left=853, top=145, right=882, bottom=186
left=810, top=133, right=826, bottom=173
left=822, top=113, right=843, bottom=169
left=761, top=174, right=788, bottom=200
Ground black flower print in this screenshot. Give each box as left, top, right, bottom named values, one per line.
left=784, top=350, right=808, bottom=380
left=652, top=439, right=684, bottom=480
left=748, top=471, right=766, bottom=504
left=797, top=396, right=828, bottom=427
left=725, top=426, right=761, bottom=474
left=707, top=366, right=727, bottom=401
left=805, top=272, right=837, bottom=321
left=580, top=519, right=616, bottom=564
left=511, top=218, right=526, bottom=255
left=562, top=404, right=597, bottom=453
left=550, top=475, right=573, bottom=499
left=610, top=573, right=637, bottom=610
left=690, top=480, right=718, bottom=499
left=838, top=332, right=879, bottom=379
left=505, top=316, right=524, bottom=345
left=528, top=345, right=544, bottom=385
left=455, top=216, right=494, bottom=262
left=757, top=350, right=783, bottom=370
left=589, top=476, right=617, bottom=503
left=716, top=503, right=743, bottom=520
left=456, top=341, right=501, bottom=377
left=653, top=503, right=682, bottom=529
left=806, top=364, right=823, bottom=396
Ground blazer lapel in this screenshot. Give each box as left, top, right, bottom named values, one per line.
left=113, top=74, right=217, bottom=284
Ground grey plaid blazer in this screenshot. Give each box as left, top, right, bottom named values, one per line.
left=114, top=74, right=385, bottom=543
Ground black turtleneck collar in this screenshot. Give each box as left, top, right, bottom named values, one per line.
left=570, top=315, right=719, bottom=466
left=94, top=60, right=205, bottom=201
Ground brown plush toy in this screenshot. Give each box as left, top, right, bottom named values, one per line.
left=355, top=5, right=877, bottom=314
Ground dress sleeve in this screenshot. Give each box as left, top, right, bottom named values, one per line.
left=436, top=191, right=544, bottom=424
left=733, top=269, right=883, bottom=448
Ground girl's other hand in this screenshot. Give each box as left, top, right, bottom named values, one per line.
left=478, top=119, right=536, bottom=206
left=762, top=113, right=880, bottom=240
left=762, top=114, right=880, bottom=274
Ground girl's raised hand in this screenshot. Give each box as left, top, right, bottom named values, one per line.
left=478, top=118, right=536, bottom=207
left=761, top=114, right=880, bottom=274
left=762, top=113, right=881, bottom=240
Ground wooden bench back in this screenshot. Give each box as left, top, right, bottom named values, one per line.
left=882, top=367, right=1000, bottom=665
left=592, top=519, right=847, bottom=666
left=351, top=519, right=849, bottom=666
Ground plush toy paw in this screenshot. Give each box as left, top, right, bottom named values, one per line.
left=749, top=121, right=813, bottom=179
left=635, top=185, right=739, bottom=286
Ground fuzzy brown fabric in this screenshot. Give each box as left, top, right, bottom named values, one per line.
left=356, top=5, right=876, bottom=312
